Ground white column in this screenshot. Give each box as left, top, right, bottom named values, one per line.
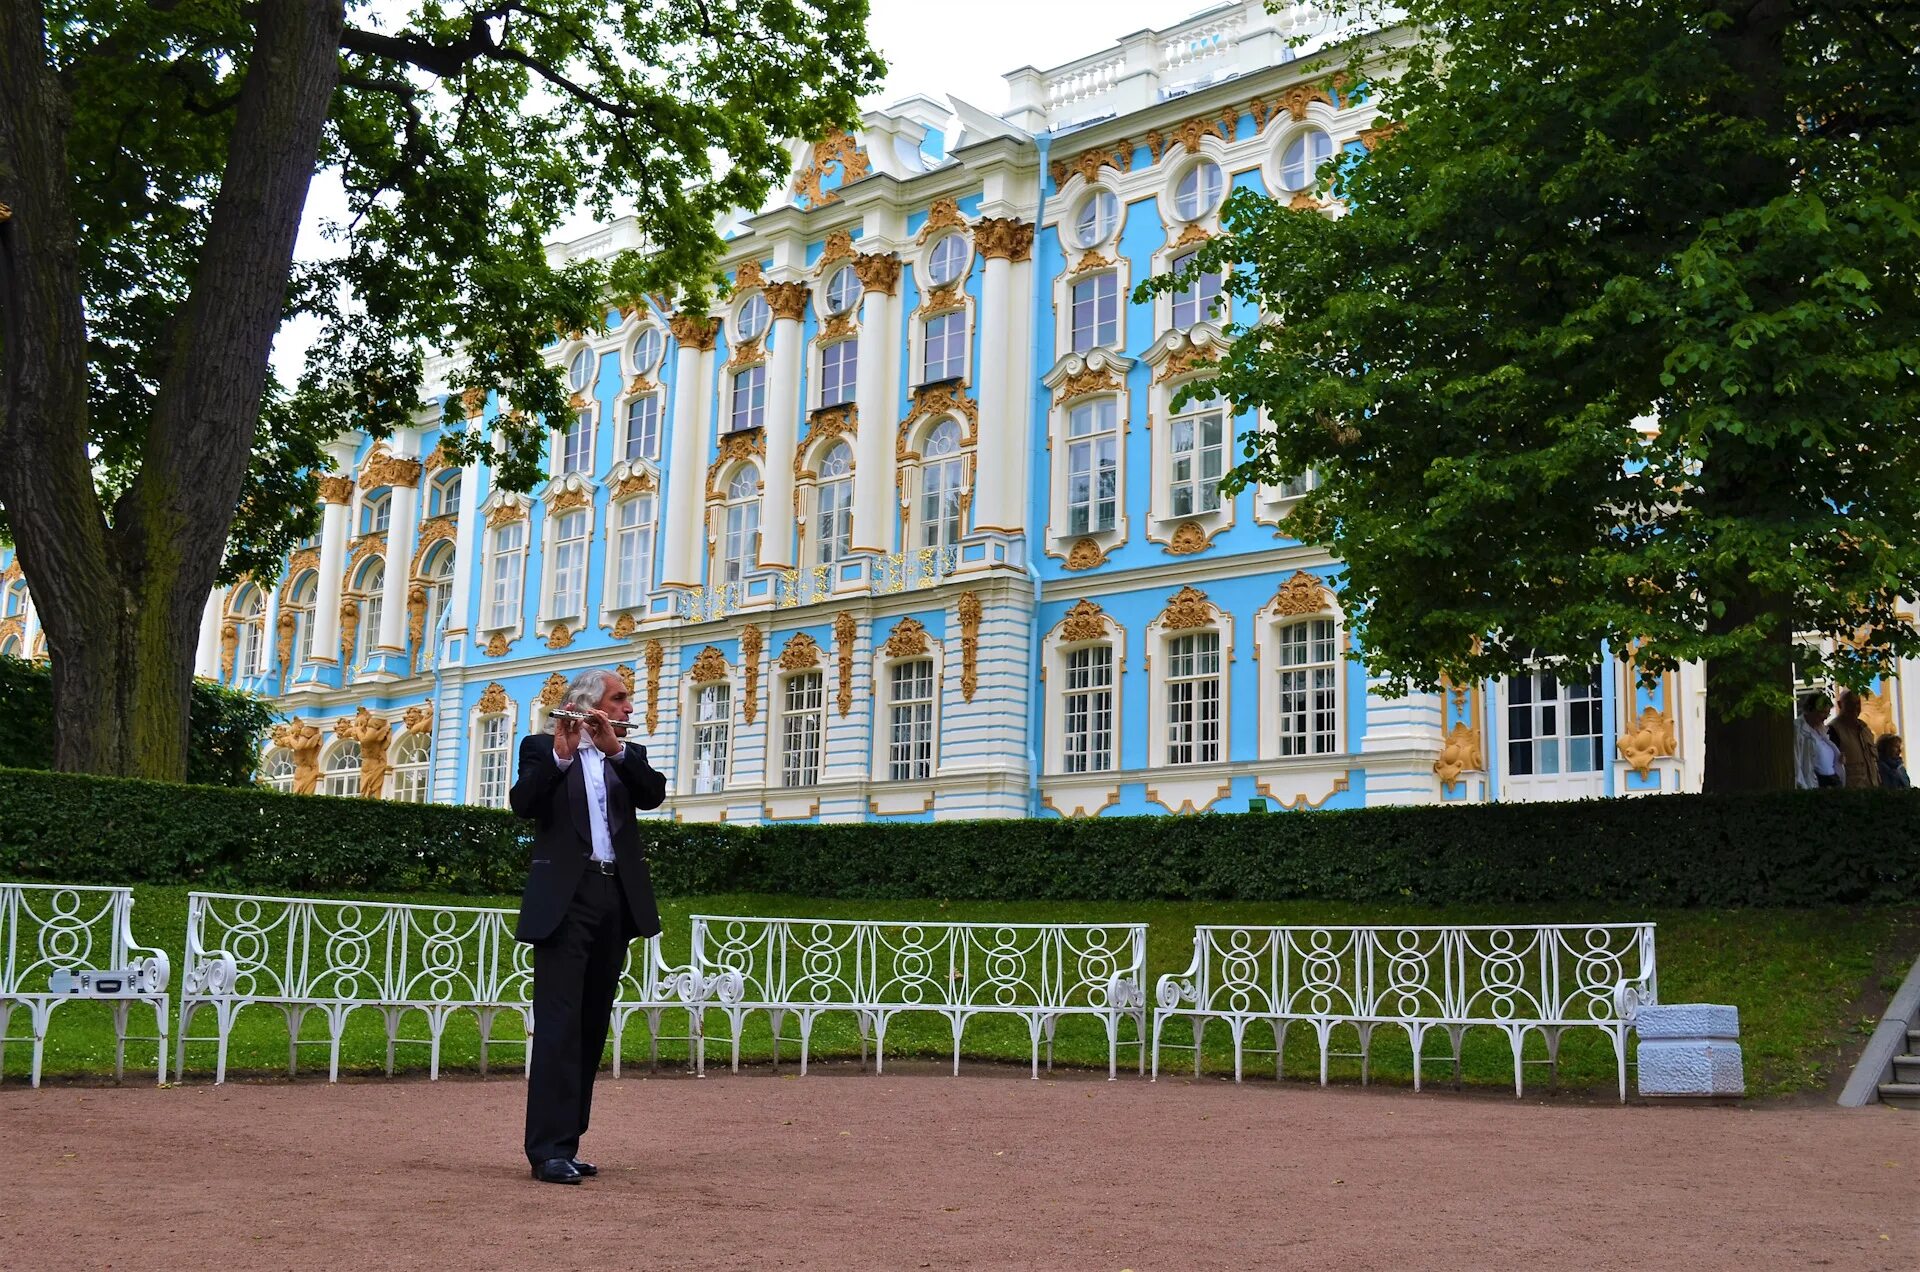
left=758, top=282, right=810, bottom=568
left=308, top=443, right=358, bottom=671
left=662, top=313, right=718, bottom=585
left=445, top=451, right=483, bottom=642
left=970, top=219, right=1034, bottom=533
left=20, top=594, right=41, bottom=658
left=260, top=585, right=281, bottom=684
left=850, top=252, right=902, bottom=553
left=194, top=593, right=221, bottom=677
left=376, top=428, right=422, bottom=653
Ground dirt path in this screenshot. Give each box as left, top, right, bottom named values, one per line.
left=1, top=1065, right=1914, bottom=1270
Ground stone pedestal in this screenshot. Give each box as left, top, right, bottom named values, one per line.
left=1637, top=1004, right=1744, bottom=1097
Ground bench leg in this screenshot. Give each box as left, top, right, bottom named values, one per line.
left=329, top=1005, right=354, bottom=1083
left=172, top=1001, right=194, bottom=1082
left=29, top=1001, right=53, bottom=1089
left=428, top=1008, right=449, bottom=1081
left=798, top=1011, right=815, bottom=1077
left=1612, top=1025, right=1629, bottom=1104
left=1315, top=1020, right=1332, bottom=1086
left=113, top=1000, right=131, bottom=1082
left=872, top=1012, right=889, bottom=1076
left=728, top=1011, right=743, bottom=1074
left=1043, top=1015, right=1056, bottom=1073
left=1274, top=1020, right=1291, bottom=1082
left=1405, top=1022, right=1426, bottom=1093
left=1026, top=1015, right=1044, bottom=1080
left=475, top=1008, right=495, bottom=1079
left=0, top=1001, right=11, bottom=1085
left=1358, top=1022, right=1376, bottom=1087
left=609, top=1009, right=625, bottom=1080
left=1448, top=1025, right=1466, bottom=1090
left=283, top=1005, right=306, bottom=1077
left=1136, top=1010, right=1147, bottom=1076
left=213, top=1002, right=233, bottom=1086
left=1104, top=1014, right=1119, bottom=1081
left=1229, top=1018, right=1246, bottom=1083
left=153, top=997, right=169, bottom=1085
left=1192, top=1016, right=1206, bottom=1078
left=950, top=1013, right=966, bottom=1076
left=770, top=1008, right=786, bottom=1070
left=1149, top=1011, right=1163, bottom=1082
left=646, top=1007, right=662, bottom=1074
left=1507, top=1025, right=1527, bottom=1098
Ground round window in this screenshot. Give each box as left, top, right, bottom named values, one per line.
left=736, top=294, right=771, bottom=343
left=1073, top=189, right=1119, bottom=248
left=1282, top=130, right=1335, bottom=191
left=1174, top=160, right=1225, bottom=220
left=825, top=264, right=863, bottom=316
left=630, top=327, right=665, bottom=374
left=566, top=348, right=595, bottom=392
left=926, top=233, right=969, bottom=286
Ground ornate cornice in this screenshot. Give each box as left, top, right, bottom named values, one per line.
left=724, top=336, right=766, bottom=374
left=358, top=449, right=422, bottom=492
left=287, top=548, right=320, bottom=580
left=974, top=217, right=1034, bottom=263
left=852, top=251, right=902, bottom=297
left=423, top=442, right=455, bottom=474
left=318, top=475, right=354, bottom=505
left=611, top=469, right=657, bottom=500
left=669, top=312, right=719, bottom=352
left=1145, top=110, right=1234, bottom=163
left=764, top=280, right=810, bottom=322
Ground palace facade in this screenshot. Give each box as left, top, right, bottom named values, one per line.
left=5, top=0, right=1910, bottom=816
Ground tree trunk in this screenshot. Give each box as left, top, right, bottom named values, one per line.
left=0, top=2, right=345, bottom=779
left=1700, top=580, right=1797, bottom=794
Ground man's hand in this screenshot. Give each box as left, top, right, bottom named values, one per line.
left=584, top=709, right=622, bottom=757
left=553, top=712, right=582, bottom=762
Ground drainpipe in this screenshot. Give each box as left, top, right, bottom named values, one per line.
left=1022, top=134, right=1053, bottom=821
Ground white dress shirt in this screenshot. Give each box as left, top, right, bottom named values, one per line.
left=553, top=740, right=619, bottom=863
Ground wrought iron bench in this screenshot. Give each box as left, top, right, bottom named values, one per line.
left=0, top=883, right=171, bottom=1087
left=176, top=890, right=711, bottom=1083
left=1151, top=923, right=1658, bottom=1100
left=692, top=915, right=1148, bottom=1078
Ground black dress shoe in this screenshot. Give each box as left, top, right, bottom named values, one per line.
left=531, top=1158, right=582, bottom=1185
left=569, top=1159, right=598, bottom=1177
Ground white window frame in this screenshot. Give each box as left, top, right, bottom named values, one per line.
left=1042, top=610, right=1129, bottom=779
left=263, top=746, right=296, bottom=794
left=1062, top=644, right=1116, bottom=774
left=922, top=309, right=966, bottom=384
left=467, top=700, right=519, bottom=809
left=622, top=392, right=661, bottom=463
left=718, top=463, right=762, bottom=583
left=1063, top=397, right=1120, bottom=538
left=1069, top=271, right=1121, bottom=354
left=608, top=492, right=657, bottom=611
left=391, top=731, right=431, bottom=803
left=322, top=738, right=362, bottom=798
left=728, top=364, right=767, bottom=434
left=1070, top=187, right=1121, bottom=250
left=1169, top=249, right=1224, bottom=330
left=419, top=542, right=456, bottom=653
left=427, top=470, right=463, bottom=518
left=777, top=669, right=826, bottom=789
left=886, top=658, right=937, bottom=781
left=546, top=508, right=589, bottom=621
left=361, top=490, right=391, bottom=536
left=868, top=635, right=946, bottom=788
left=1501, top=664, right=1608, bottom=800
left=556, top=408, right=595, bottom=476
left=923, top=232, right=972, bottom=289
left=1147, top=604, right=1234, bottom=772
left=812, top=442, right=854, bottom=566
left=688, top=681, right=733, bottom=795
left=818, top=338, right=858, bottom=409
left=1280, top=126, right=1336, bottom=192
left=911, top=418, right=968, bottom=550
left=350, top=557, right=385, bottom=670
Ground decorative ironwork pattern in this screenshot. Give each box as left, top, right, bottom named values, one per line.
left=1151, top=923, right=1658, bottom=1099
left=691, top=915, right=1148, bottom=1079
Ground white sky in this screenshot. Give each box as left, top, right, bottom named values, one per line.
left=272, top=0, right=1189, bottom=380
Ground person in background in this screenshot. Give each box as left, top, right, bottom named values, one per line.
left=1827, top=689, right=1880, bottom=789
left=1877, top=733, right=1910, bottom=790
left=1794, top=692, right=1843, bottom=789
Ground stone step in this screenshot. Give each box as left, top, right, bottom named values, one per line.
left=1909, top=1028, right=1920, bottom=1051
left=1893, top=1054, right=1920, bottom=1082
left=1878, top=1081, right=1920, bottom=1109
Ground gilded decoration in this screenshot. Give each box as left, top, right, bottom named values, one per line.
left=1158, top=585, right=1217, bottom=632
left=402, top=701, right=433, bottom=734
left=273, top=718, right=325, bottom=795
left=779, top=631, right=822, bottom=671
left=613, top=470, right=656, bottom=500
left=1288, top=191, right=1323, bottom=212
left=345, top=531, right=387, bottom=574
left=1154, top=344, right=1217, bottom=384
left=406, top=583, right=428, bottom=666
left=1069, top=249, right=1114, bottom=276
left=741, top=625, right=763, bottom=724
left=611, top=613, right=637, bottom=639
left=690, top=645, right=729, bottom=683
left=275, top=610, right=296, bottom=688
left=897, top=384, right=979, bottom=459
left=1861, top=687, right=1898, bottom=739
left=616, top=663, right=635, bottom=696
left=1048, top=142, right=1132, bottom=189
left=730, top=260, right=766, bottom=295
left=358, top=450, right=422, bottom=492
left=1052, top=365, right=1120, bottom=407
left=916, top=282, right=964, bottom=319
left=958, top=593, right=982, bottom=702
left=287, top=548, right=320, bottom=580
left=644, top=639, right=664, bottom=733
left=796, top=405, right=858, bottom=479
left=414, top=515, right=457, bottom=558
left=461, top=387, right=487, bottom=419
left=538, top=672, right=569, bottom=707
left=1063, top=537, right=1109, bottom=571
left=1433, top=678, right=1486, bottom=784
left=791, top=129, right=872, bottom=209
left=1060, top=599, right=1110, bottom=643
left=546, top=624, right=574, bottom=650
left=725, top=336, right=765, bottom=374
left=1145, top=112, right=1231, bottom=163
left=219, top=621, right=238, bottom=679
left=548, top=483, right=592, bottom=514
left=1358, top=121, right=1404, bottom=150
left=485, top=500, right=529, bottom=529
left=1616, top=706, right=1678, bottom=778
left=423, top=443, right=454, bottom=474
left=477, top=682, right=509, bottom=714
left=626, top=373, right=658, bottom=396
left=918, top=198, right=969, bottom=243
left=817, top=229, right=856, bottom=270
left=484, top=632, right=510, bottom=657
left=974, top=217, right=1034, bottom=263
left=852, top=251, right=903, bottom=297
left=333, top=707, right=392, bottom=800
left=668, top=312, right=719, bottom=352
left=835, top=611, right=858, bottom=717
left=1273, top=570, right=1331, bottom=616
left=338, top=598, right=361, bottom=667
left=883, top=616, right=930, bottom=659
left=705, top=431, right=767, bottom=501
left=1172, top=224, right=1212, bottom=250
left=1, top=560, right=19, bottom=583
left=318, top=475, right=354, bottom=505
left=815, top=312, right=857, bottom=345
left=764, top=281, right=810, bottom=322
left=1275, top=81, right=1335, bottom=122
left=1166, top=520, right=1211, bottom=556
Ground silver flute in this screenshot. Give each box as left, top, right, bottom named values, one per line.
left=550, top=708, right=642, bottom=733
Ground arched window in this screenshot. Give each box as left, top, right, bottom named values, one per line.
left=261, top=746, right=295, bottom=793
left=231, top=585, right=265, bottom=679
left=1281, top=129, right=1335, bottom=191
left=323, top=739, right=361, bottom=798
left=2, top=578, right=26, bottom=618
left=918, top=420, right=966, bottom=549
left=0, top=635, right=20, bottom=659
left=361, top=491, right=391, bottom=536
left=630, top=325, right=666, bottom=376
left=815, top=442, right=853, bottom=566
left=285, top=570, right=318, bottom=673
left=735, top=293, right=771, bottom=344
left=391, top=731, right=431, bottom=803
left=427, top=470, right=462, bottom=517
left=567, top=346, right=596, bottom=393
left=1174, top=159, right=1224, bottom=220
left=721, top=465, right=761, bottom=583
left=351, top=558, right=385, bottom=667
left=420, top=543, right=456, bottom=646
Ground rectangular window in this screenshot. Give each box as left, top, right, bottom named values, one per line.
left=730, top=365, right=766, bottom=433
left=691, top=684, right=731, bottom=794
left=820, top=340, right=858, bottom=408
left=549, top=509, right=587, bottom=616
left=477, top=716, right=509, bottom=808
left=1070, top=273, right=1120, bottom=353
left=1062, top=645, right=1115, bottom=774
left=920, top=459, right=964, bottom=549
left=1276, top=618, right=1339, bottom=756
left=1066, top=399, right=1119, bottom=536
left=780, top=672, right=824, bottom=788
left=560, top=409, right=594, bottom=475
left=1507, top=669, right=1604, bottom=776
left=487, top=521, right=525, bottom=629
left=1169, top=400, right=1229, bottom=518
left=888, top=659, right=936, bottom=780
left=625, top=395, right=660, bottom=462
left=358, top=592, right=384, bottom=666
left=1170, top=250, right=1224, bottom=329
left=724, top=499, right=760, bottom=583
left=613, top=496, right=655, bottom=608
left=1277, top=467, right=1318, bottom=499
left=923, top=311, right=965, bottom=382
left=1166, top=631, right=1222, bottom=765
left=816, top=479, right=852, bottom=565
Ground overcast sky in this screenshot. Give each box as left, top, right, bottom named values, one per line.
left=272, top=0, right=1192, bottom=380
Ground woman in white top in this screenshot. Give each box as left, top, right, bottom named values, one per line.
left=1793, top=692, right=1843, bottom=788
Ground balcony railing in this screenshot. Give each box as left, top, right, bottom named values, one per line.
left=684, top=547, right=964, bottom=623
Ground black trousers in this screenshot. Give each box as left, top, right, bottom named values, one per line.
left=525, top=869, right=630, bottom=1166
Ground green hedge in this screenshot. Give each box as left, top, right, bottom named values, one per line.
left=0, top=655, right=277, bottom=787
left=1, top=765, right=1916, bottom=907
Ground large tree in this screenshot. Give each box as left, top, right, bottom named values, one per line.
left=1168, top=0, right=1920, bottom=791
left=0, top=1, right=881, bottom=779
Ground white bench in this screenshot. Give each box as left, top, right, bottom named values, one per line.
left=1152, top=922, right=1658, bottom=1099
left=0, top=883, right=171, bottom=1087
left=692, top=915, right=1148, bottom=1078
left=176, top=890, right=711, bottom=1083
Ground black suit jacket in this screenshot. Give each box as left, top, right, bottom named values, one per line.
left=507, top=733, right=667, bottom=944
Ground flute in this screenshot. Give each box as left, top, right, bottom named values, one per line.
left=550, top=708, right=643, bottom=733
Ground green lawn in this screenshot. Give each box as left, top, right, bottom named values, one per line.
left=5, top=885, right=1912, bottom=1097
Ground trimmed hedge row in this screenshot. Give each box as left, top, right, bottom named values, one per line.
left=2, top=765, right=1916, bottom=907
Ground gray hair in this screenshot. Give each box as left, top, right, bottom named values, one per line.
left=540, top=668, right=623, bottom=734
